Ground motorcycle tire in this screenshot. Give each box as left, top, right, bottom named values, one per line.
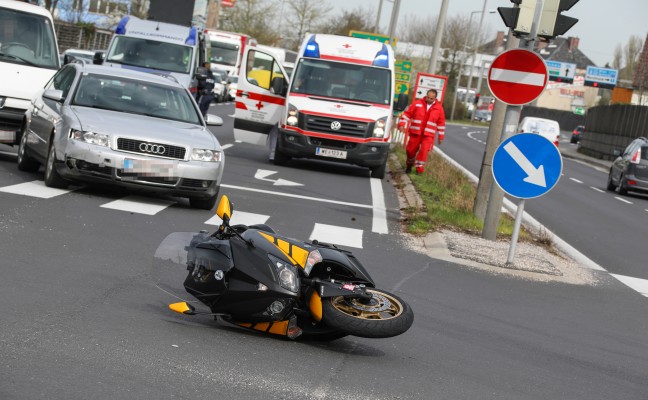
left=321, top=288, right=413, bottom=339
left=295, top=315, right=348, bottom=341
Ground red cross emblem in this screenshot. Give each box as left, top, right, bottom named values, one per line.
left=342, top=44, right=351, bottom=49
left=255, top=101, right=264, bottom=110
left=334, top=104, right=343, bottom=108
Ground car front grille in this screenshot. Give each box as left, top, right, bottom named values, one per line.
left=117, top=138, right=186, bottom=160
left=302, top=114, right=370, bottom=137
left=309, top=137, right=358, bottom=150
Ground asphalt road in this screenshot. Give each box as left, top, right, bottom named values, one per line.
left=1, top=103, right=647, bottom=399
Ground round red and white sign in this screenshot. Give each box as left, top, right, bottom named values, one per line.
left=487, top=48, right=548, bottom=106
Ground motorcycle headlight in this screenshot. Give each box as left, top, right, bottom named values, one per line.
left=70, top=129, right=110, bottom=147
left=373, top=117, right=388, bottom=138
left=268, top=254, right=299, bottom=293
left=304, top=249, right=322, bottom=276
left=286, top=103, right=299, bottom=126
left=191, top=149, right=222, bottom=162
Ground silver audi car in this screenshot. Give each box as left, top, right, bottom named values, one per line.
left=18, top=61, right=225, bottom=209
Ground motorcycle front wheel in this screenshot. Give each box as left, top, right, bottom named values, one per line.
left=321, top=288, right=414, bottom=338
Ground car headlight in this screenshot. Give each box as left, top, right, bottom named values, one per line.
left=191, top=149, right=222, bottom=162
left=70, top=129, right=110, bottom=147
left=373, top=117, right=388, bottom=138
left=268, top=254, right=299, bottom=293
left=303, top=249, right=322, bottom=276
left=286, top=103, right=299, bottom=126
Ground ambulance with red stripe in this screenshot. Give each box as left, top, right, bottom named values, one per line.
left=234, top=33, right=407, bottom=179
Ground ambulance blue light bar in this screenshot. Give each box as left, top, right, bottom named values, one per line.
left=186, top=27, right=198, bottom=46
left=303, top=35, right=320, bottom=58
left=115, top=16, right=130, bottom=35
left=373, top=44, right=389, bottom=67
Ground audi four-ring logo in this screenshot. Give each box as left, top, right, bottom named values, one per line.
left=330, top=121, right=342, bottom=130
left=139, top=143, right=166, bottom=154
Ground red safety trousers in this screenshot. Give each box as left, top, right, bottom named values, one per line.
left=398, top=98, right=446, bottom=173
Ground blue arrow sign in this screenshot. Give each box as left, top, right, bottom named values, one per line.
left=492, top=133, right=563, bottom=199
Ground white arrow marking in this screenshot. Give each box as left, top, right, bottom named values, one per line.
left=503, top=142, right=546, bottom=187
left=254, top=169, right=303, bottom=186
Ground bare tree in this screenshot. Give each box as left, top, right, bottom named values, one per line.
left=622, top=34, right=644, bottom=80
left=398, top=14, right=437, bottom=46
left=317, top=6, right=375, bottom=36
left=220, top=0, right=280, bottom=45
left=612, top=44, right=623, bottom=71
left=283, top=0, right=332, bottom=50
left=130, top=0, right=150, bottom=19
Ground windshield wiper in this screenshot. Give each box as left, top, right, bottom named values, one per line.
left=0, top=52, right=40, bottom=68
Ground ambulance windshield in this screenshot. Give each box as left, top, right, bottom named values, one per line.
left=291, top=59, right=391, bottom=105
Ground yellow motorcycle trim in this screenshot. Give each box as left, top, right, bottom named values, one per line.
left=235, top=320, right=289, bottom=336
left=258, top=232, right=310, bottom=269
left=309, top=291, right=323, bottom=322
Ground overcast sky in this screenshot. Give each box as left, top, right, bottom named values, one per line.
left=325, top=0, right=648, bottom=67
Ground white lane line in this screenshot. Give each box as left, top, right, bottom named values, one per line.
left=569, top=177, right=583, bottom=184
left=309, top=223, right=363, bottom=249
left=221, top=184, right=373, bottom=209
left=610, top=274, right=648, bottom=297
left=370, top=178, right=388, bottom=234
left=221, top=144, right=234, bottom=150
left=614, top=196, right=633, bottom=204
left=0, top=151, right=17, bottom=157
left=590, top=186, right=605, bottom=193
left=100, top=195, right=175, bottom=215
left=0, top=180, right=78, bottom=198
left=204, top=211, right=269, bottom=226
left=228, top=114, right=235, bottom=117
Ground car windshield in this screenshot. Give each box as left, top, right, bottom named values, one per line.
left=106, top=36, right=193, bottom=74
left=291, top=59, right=392, bottom=105
left=526, top=120, right=558, bottom=133
left=210, top=41, right=239, bottom=66
left=71, top=74, right=202, bottom=125
left=0, top=7, right=59, bottom=69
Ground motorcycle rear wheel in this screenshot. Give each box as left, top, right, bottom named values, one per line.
left=321, top=288, right=413, bottom=338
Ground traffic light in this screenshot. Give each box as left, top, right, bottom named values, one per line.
left=537, top=0, right=579, bottom=40
left=498, top=0, right=537, bottom=37
left=473, top=94, right=480, bottom=105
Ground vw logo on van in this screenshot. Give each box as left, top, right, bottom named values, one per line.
left=0, top=97, right=6, bottom=109
left=139, top=143, right=166, bottom=154
left=330, top=121, right=342, bottom=131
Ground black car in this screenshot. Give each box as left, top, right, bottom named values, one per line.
left=607, top=137, right=648, bottom=195
left=570, top=125, right=584, bottom=143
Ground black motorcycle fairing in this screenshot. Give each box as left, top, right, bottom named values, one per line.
left=310, top=246, right=375, bottom=286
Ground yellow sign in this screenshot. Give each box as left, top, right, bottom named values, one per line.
left=396, top=73, right=410, bottom=81
left=395, top=60, right=412, bottom=72
left=395, top=82, right=410, bottom=95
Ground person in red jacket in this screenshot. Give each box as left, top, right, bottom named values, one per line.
left=397, top=89, right=446, bottom=174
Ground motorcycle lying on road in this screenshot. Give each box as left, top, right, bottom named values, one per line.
left=153, top=195, right=414, bottom=340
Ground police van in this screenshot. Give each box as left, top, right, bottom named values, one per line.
left=99, top=16, right=210, bottom=96
left=234, top=34, right=406, bottom=179
left=0, top=0, right=59, bottom=145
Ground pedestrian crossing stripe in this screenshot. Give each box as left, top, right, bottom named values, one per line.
left=309, top=223, right=363, bottom=249
left=100, top=195, right=176, bottom=215
left=611, top=274, right=648, bottom=297
left=204, top=211, right=269, bottom=226
left=0, top=180, right=78, bottom=198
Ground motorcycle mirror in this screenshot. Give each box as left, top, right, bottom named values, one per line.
left=216, top=195, right=233, bottom=225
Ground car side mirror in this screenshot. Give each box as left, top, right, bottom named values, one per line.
left=43, top=89, right=65, bottom=102
left=93, top=51, right=105, bottom=65
left=395, top=93, right=409, bottom=112
left=196, top=67, right=208, bottom=80
left=63, top=54, right=72, bottom=65
left=205, top=114, right=223, bottom=126
left=271, top=76, right=287, bottom=96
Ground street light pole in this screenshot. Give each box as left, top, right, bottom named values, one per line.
left=387, top=0, right=401, bottom=48
left=374, top=0, right=384, bottom=33
left=428, top=0, right=450, bottom=74
left=450, top=10, right=479, bottom=121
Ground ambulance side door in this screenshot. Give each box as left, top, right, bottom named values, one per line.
left=234, top=48, right=288, bottom=145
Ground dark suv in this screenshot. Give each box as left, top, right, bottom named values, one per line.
left=607, top=137, right=648, bottom=195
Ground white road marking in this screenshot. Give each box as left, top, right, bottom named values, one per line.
left=100, top=195, right=175, bottom=215
left=254, top=169, right=303, bottom=186
left=204, top=211, right=269, bottom=226
left=614, top=196, right=633, bottom=204
left=610, top=274, right=648, bottom=297
left=0, top=151, right=17, bottom=157
left=228, top=114, right=235, bottom=117
left=221, top=184, right=373, bottom=209
left=309, top=223, right=363, bottom=249
left=467, top=131, right=486, bottom=144
left=590, top=187, right=605, bottom=193
left=0, top=180, right=78, bottom=198
left=370, top=178, right=388, bottom=234
left=221, top=144, right=234, bottom=150
left=569, top=177, right=583, bottom=184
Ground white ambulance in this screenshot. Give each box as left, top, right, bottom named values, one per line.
left=100, top=16, right=210, bottom=96
left=206, top=30, right=256, bottom=76
left=234, top=34, right=406, bottom=179
left=0, top=0, right=60, bottom=145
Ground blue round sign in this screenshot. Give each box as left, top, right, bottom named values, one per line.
left=492, top=133, right=563, bottom=199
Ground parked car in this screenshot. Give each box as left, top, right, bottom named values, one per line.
left=226, top=74, right=238, bottom=101
left=606, top=137, right=648, bottom=195
left=211, top=70, right=227, bottom=103
left=570, top=125, right=584, bottom=143
left=473, top=109, right=492, bottom=122
left=18, top=62, right=225, bottom=209
left=518, top=116, right=561, bottom=147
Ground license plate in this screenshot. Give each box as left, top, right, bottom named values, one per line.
left=123, top=158, right=177, bottom=178
left=316, top=147, right=347, bottom=159
left=0, top=130, right=15, bottom=142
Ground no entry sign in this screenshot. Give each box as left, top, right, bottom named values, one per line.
left=487, top=49, right=548, bottom=105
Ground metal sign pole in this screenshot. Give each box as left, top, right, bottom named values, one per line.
left=506, top=198, right=525, bottom=265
